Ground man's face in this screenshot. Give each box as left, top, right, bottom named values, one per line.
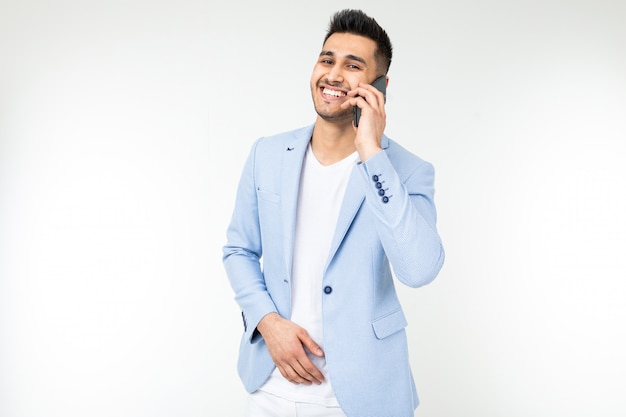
left=310, top=32, right=380, bottom=124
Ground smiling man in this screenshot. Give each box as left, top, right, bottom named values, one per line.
left=223, top=9, right=445, bottom=417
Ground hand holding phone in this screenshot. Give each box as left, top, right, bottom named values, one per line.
left=353, top=75, right=387, bottom=127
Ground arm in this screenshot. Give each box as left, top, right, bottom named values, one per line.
left=344, top=81, right=444, bottom=286
left=222, top=140, right=325, bottom=385
left=358, top=150, right=445, bottom=287
left=222, top=140, right=276, bottom=340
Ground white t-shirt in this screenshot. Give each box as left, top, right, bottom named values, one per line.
left=260, top=143, right=358, bottom=406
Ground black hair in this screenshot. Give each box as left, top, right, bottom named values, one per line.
left=323, top=9, right=393, bottom=74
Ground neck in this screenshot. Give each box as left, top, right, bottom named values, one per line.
left=310, top=117, right=357, bottom=166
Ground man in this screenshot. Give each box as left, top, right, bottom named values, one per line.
left=223, top=9, right=445, bottom=417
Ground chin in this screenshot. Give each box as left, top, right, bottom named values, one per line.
left=315, top=105, right=351, bottom=122
left=317, top=111, right=349, bottom=123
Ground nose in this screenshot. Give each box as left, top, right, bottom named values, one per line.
left=326, top=65, right=343, bottom=84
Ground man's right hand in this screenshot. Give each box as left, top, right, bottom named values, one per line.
left=256, top=312, right=325, bottom=385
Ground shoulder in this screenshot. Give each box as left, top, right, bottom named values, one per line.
left=254, top=125, right=314, bottom=150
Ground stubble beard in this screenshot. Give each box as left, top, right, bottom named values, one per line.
left=315, top=106, right=352, bottom=123
left=312, top=92, right=353, bottom=123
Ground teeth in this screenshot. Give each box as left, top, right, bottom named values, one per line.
left=323, top=88, right=346, bottom=97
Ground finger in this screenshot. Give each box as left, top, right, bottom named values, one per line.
left=282, top=357, right=323, bottom=385
left=340, top=95, right=366, bottom=110
left=354, top=83, right=384, bottom=105
left=286, top=360, right=322, bottom=385
left=303, top=337, right=324, bottom=357
left=297, top=358, right=325, bottom=385
left=295, top=360, right=321, bottom=385
left=277, top=363, right=313, bottom=385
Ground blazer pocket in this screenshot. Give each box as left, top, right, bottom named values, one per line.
left=257, top=188, right=280, bottom=204
left=372, top=309, right=408, bottom=340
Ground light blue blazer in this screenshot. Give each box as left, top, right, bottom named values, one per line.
left=223, top=124, right=445, bottom=417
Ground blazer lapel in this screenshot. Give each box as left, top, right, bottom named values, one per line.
left=280, top=126, right=313, bottom=278
left=325, top=135, right=389, bottom=269
left=325, top=166, right=365, bottom=268
left=281, top=131, right=389, bottom=275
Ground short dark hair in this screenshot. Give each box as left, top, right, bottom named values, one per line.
left=323, top=9, right=393, bottom=75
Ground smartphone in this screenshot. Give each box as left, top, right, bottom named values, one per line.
left=353, top=75, right=387, bottom=127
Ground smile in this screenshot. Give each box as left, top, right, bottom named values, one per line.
left=322, top=87, right=347, bottom=98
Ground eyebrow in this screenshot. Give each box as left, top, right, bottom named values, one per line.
left=319, top=50, right=367, bottom=66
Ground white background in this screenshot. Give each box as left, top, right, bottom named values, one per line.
left=1, top=0, right=625, bottom=416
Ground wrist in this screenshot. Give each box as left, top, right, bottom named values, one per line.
left=257, top=312, right=280, bottom=334
left=358, top=146, right=383, bottom=163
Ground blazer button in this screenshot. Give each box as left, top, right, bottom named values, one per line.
left=372, top=175, right=379, bottom=182
left=324, top=286, right=333, bottom=294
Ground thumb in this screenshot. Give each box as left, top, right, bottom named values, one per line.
left=301, top=334, right=324, bottom=357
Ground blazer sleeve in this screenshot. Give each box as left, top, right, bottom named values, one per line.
left=222, top=139, right=277, bottom=342
left=357, top=150, right=445, bottom=287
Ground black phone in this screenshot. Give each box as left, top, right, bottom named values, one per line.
left=353, top=75, right=387, bottom=127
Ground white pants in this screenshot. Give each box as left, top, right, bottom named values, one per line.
left=244, top=390, right=348, bottom=417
